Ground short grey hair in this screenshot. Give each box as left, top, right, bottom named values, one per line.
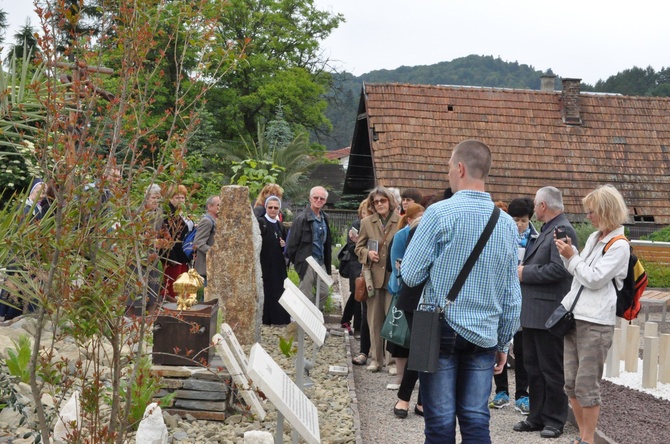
left=205, top=195, right=219, bottom=207
left=310, top=186, right=329, bottom=200
left=145, top=184, right=161, bottom=196
left=536, top=186, right=564, bottom=212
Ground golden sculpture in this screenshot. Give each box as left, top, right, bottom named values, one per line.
left=172, top=269, right=205, bottom=310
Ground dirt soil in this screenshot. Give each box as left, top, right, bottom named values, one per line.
left=599, top=380, right=670, bottom=443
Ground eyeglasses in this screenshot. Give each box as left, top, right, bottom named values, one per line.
left=267, top=206, right=279, bottom=210
left=312, top=196, right=326, bottom=201
left=373, top=198, right=389, bottom=205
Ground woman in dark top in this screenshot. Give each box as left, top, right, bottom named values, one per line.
left=257, top=196, right=290, bottom=325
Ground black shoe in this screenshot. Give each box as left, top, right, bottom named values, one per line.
left=393, top=402, right=408, bottom=419
left=414, top=405, right=424, bottom=417
left=513, top=420, right=543, bottom=432
left=540, top=426, right=563, bottom=438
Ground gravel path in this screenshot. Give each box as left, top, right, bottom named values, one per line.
left=348, top=334, right=579, bottom=444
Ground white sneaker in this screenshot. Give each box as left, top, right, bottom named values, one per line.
left=366, top=362, right=380, bottom=372
left=388, top=366, right=397, bottom=375
left=386, top=383, right=401, bottom=390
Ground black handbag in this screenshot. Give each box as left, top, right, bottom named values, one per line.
left=407, top=207, right=501, bottom=373
left=545, top=286, right=584, bottom=337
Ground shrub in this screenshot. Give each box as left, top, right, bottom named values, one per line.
left=5, top=335, right=32, bottom=384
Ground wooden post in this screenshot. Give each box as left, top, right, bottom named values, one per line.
left=645, top=321, right=658, bottom=338
left=642, top=336, right=659, bottom=388
left=605, top=327, right=621, bottom=377
left=619, top=319, right=629, bottom=360
left=625, top=324, right=640, bottom=373
left=659, top=334, right=670, bottom=384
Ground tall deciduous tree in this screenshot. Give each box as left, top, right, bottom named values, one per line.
left=0, top=1, right=242, bottom=442
left=210, top=0, right=344, bottom=140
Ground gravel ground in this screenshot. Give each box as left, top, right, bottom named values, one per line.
left=337, top=273, right=580, bottom=444
left=349, top=334, right=579, bottom=444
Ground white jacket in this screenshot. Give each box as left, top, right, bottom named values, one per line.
left=560, top=226, right=629, bottom=326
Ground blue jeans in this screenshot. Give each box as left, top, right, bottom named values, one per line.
left=419, top=319, right=496, bottom=444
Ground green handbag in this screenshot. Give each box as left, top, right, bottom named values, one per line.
left=380, top=293, right=411, bottom=349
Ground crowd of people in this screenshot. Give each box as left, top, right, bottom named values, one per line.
left=337, top=141, right=630, bottom=444
left=1, top=140, right=632, bottom=444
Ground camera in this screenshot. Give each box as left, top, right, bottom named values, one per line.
left=554, top=225, right=567, bottom=240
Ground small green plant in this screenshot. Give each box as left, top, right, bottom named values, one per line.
left=279, top=336, right=297, bottom=357
left=642, top=225, right=670, bottom=242
left=287, top=267, right=300, bottom=286
left=5, top=335, right=32, bottom=383
left=641, top=261, right=670, bottom=288
left=123, top=356, right=176, bottom=429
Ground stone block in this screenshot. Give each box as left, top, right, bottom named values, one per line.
left=659, top=334, right=670, bottom=384
left=165, top=409, right=227, bottom=421
left=151, top=365, right=193, bottom=378
left=625, top=324, right=640, bottom=373
left=173, top=389, right=228, bottom=401
left=642, top=336, right=659, bottom=388
left=174, top=399, right=226, bottom=412
left=159, top=378, right=185, bottom=389
left=183, top=379, right=228, bottom=392
left=208, top=185, right=263, bottom=346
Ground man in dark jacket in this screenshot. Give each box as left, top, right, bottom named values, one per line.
left=287, top=186, right=332, bottom=310
left=513, top=186, right=578, bottom=439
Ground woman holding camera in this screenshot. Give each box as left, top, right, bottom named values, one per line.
left=555, top=185, right=630, bottom=444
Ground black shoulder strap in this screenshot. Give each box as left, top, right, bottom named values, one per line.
left=446, top=206, right=501, bottom=304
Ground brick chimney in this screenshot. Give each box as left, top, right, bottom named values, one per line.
left=561, top=78, right=582, bottom=125
left=540, top=74, right=556, bottom=91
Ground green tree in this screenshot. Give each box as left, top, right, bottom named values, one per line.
left=594, top=66, right=658, bottom=96
left=221, top=121, right=322, bottom=199
left=0, top=9, right=8, bottom=44
left=0, top=1, right=242, bottom=441
left=6, top=21, right=40, bottom=65
left=210, top=0, right=344, bottom=140
left=0, top=48, right=48, bottom=203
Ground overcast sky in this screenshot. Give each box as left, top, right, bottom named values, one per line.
left=314, top=0, right=670, bottom=85
left=4, top=1, right=669, bottom=85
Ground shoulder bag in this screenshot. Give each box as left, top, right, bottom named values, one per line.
left=408, top=207, right=501, bottom=373
left=545, top=286, right=583, bottom=337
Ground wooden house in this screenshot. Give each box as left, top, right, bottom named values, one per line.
left=343, top=78, right=670, bottom=228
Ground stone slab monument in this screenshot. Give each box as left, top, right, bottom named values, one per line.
left=207, top=185, right=263, bottom=345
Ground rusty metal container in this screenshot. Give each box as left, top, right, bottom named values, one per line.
left=152, top=300, right=218, bottom=366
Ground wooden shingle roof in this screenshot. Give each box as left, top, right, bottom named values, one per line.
left=346, top=82, right=670, bottom=223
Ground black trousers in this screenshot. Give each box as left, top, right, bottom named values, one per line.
left=522, top=327, right=568, bottom=430
left=397, top=311, right=421, bottom=405
left=493, top=330, right=529, bottom=399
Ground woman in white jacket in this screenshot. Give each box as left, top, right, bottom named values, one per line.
left=555, top=184, right=630, bottom=444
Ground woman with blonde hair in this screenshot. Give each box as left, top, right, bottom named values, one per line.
left=254, top=184, right=284, bottom=219
left=355, top=186, right=400, bottom=372
left=555, top=184, right=630, bottom=444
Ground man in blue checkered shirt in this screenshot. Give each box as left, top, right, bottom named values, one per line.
left=402, top=140, right=521, bottom=444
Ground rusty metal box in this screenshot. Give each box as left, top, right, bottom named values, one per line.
left=152, top=300, right=218, bottom=366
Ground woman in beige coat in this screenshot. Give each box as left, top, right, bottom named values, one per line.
left=355, top=186, right=400, bottom=372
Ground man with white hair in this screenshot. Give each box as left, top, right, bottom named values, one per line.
left=287, top=186, right=333, bottom=310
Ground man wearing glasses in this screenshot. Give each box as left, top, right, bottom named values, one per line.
left=287, top=186, right=333, bottom=309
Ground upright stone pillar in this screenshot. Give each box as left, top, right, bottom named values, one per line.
left=207, top=186, right=263, bottom=345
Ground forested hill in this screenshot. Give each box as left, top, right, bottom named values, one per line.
left=321, top=55, right=554, bottom=150
left=320, top=54, right=670, bottom=151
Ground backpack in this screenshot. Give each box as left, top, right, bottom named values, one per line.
left=603, top=235, right=648, bottom=321
left=182, top=214, right=214, bottom=261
